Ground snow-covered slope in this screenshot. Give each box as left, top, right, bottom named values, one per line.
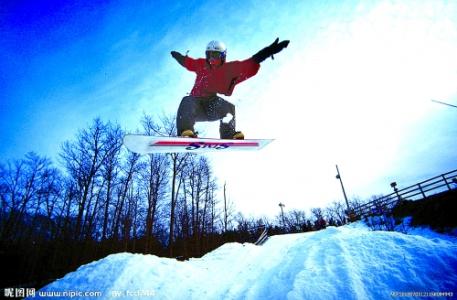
left=34, top=223, right=457, bottom=299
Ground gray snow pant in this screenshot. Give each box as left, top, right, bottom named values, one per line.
left=176, top=95, right=236, bottom=139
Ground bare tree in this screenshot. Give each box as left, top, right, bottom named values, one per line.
left=285, top=210, right=308, bottom=232
left=30, top=165, right=63, bottom=240
left=311, top=207, right=326, bottom=230
left=143, top=114, right=189, bottom=256
left=183, top=156, right=218, bottom=254
left=325, top=201, right=347, bottom=226
left=60, top=118, right=122, bottom=240
left=140, top=114, right=170, bottom=252
left=100, top=125, right=123, bottom=240
left=0, top=152, right=53, bottom=241
left=112, top=151, right=140, bottom=240
left=223, top=182, right=236, bottom=232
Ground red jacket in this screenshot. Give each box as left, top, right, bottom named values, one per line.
left=184, top=57, right=260, bottom=97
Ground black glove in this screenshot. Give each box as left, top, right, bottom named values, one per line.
left=252, top=38, right=290, bottom=63
left=171, top=51, right=185, bottom=67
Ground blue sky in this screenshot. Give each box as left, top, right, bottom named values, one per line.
left=1, top=0, right=457, bottom=217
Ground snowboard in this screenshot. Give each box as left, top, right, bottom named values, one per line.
left=123, top=134, right=273, bottom=154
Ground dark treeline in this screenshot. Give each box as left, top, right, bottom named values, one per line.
left=0, top=116, right=353, bottom=289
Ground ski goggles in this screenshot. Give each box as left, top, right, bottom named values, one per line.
left=206, top=51, right=225, bottom=59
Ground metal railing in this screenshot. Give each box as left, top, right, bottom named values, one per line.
left=352, top=169, right=457, bottom=217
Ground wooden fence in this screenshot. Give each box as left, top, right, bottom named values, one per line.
left=352, top=169, right=457, bottom=217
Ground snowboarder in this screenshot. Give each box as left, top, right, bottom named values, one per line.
left=171, top=38, right=289, bottom=139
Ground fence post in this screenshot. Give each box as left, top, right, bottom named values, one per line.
left=418, top=183, right=426, bottom=198
left=442, top=175, right=451, bottom=190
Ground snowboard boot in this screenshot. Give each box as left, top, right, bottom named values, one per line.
left=233, top=131, right=245, bottom=140
left=220, top=121, right=244, bottom=140
left=220, top=120, right=235, bottom=140
left=180, top=129, right=198, bottom=138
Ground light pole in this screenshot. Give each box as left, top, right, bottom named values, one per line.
left=390, top=181, right=401, bottom=202
left=335, top=164, right=350, bottom=211
left=279, top=202, right=285, bottom=228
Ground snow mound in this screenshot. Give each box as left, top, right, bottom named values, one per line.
left=34, top=223, right=457, bottom=299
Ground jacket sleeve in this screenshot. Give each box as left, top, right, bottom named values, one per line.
left=233, top=58, right=260, bottom=84
left=225, top=58, right=260, bottom=96
left=184, top=57, right=205, bottom=72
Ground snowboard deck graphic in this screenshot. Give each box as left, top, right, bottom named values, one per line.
left=123, top=134, right=273, bottom=154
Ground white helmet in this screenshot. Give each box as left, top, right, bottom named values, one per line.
left=206, top=40, right=227, bottom=53
left=206, top=40, right=227, bottom=63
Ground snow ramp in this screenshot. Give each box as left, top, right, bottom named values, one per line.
left=34, top=223, right=457, bottom=299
